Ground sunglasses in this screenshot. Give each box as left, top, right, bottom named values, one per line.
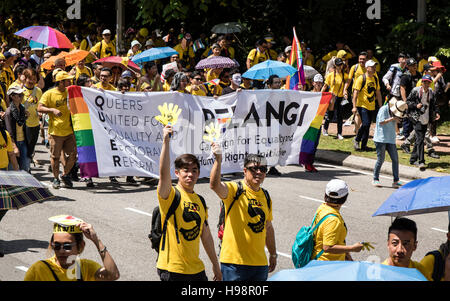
left=52, top=242, right=76, bottom=251
left=193, top=77, right=202, bottom=80
left=246, top=165, right=268, bottom=173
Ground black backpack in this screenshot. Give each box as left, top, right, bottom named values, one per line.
left=217, top=181, right=271, bottom=242
left=149, top=187, right=207, bottom=254
left=425, top=250, right=444, bottom=281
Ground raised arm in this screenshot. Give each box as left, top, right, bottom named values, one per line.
left=209, top=142, right=228, bottom=199
left=157, top=125, right=173, bottom=199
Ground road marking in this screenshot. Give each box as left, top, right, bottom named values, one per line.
left=125, top=207, right=152, bottom=217
left=265, top=248, right=291, bottom=259
left=299, top=195, right=347, bottom=208
left=15, top=266, right=28, bottom=272
left=431, top=227, right=447, bottom=233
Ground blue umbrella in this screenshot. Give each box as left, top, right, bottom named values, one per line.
left=268, top=260, right=428, bottom=281
left=242, top=60, right=297, bottom=80
left=131, top=47, right=178, bottom=64
left=373, top=176, right=450, bottom=217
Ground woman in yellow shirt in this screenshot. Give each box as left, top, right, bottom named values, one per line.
left=186, top=71, right=207, bottom=96
left=321, top=58, right=349, bottom=140
left=24, top=217, right=120, bottom=281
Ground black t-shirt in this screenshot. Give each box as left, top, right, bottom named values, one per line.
left=400, top=71, right=422, bottom=98
left=221, top=86, right=237, bottom=95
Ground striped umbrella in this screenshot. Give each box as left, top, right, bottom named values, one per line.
left=195, top=56, right=237, bottom=70
left=0, top=171, right=54, bottom=210
left=15, top=26, right=73, bottom=49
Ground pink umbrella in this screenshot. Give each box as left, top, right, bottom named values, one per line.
left=195, top=56, right=237, bottom=70
left=14, top=26, right=73, bottom=49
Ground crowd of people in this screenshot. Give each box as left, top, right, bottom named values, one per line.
left=0, top=18, right=449, bottom=282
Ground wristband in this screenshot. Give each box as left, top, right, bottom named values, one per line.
left=270, top=253, right=278, bottom=259
left=99, top=246, right=107, bottom=255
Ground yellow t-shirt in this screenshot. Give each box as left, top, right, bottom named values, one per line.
left=354, top=74, right=380, bottom=111
left=247, top=48, right=270, bottom=68
left=325, top=71, right=349, bottom=97
left=186, top=85, right=207, bottom=96
left=418, top=58, right=428, bottom=73
left=90, top=40, right=117, bottom=59
left=23, top=85, right=42, bottom=128
left=348, top=64, right=366, bottom=90
left=39, top=87, right=73, bottom=137
left=0, top=66, right=15, bottom=90
left=24, top=256, right=102, bottom=281
left=312, top=203, right=347, bottom=262
left=0, top=130, right=13, bottom=169
left=162, top=81, right=171, bottom=92
left=156, top=186, right=208, bottom=274
left=16, top=124, right=24, bottom=142
left=93, top=82, right=116, bottom=91
left=220, top=181, right=273, bottom=266
left=420, top=252, right=444, bottom=281
left=382, top=258, right=430, bottom=281
left=79, top=39, right=96, bottom=63
left=173, top=44, right=195, bottom=69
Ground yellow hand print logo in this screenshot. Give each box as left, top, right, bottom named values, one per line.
left=155, top=102, right=182, bottom=126
left=361, top=242, right=376, bottom=251
left=203, top=121, right=221, bottom=143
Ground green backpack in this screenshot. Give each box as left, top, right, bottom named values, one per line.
left=291, top=213, right=337, bottom=268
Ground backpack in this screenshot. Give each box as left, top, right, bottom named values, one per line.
left=291, top=213, right=337, bottom=268
left=217, top=181, right=271, bottom=242
left=149, top=187, right=207, bottom=254
left=425, top=250, right=444, bottom=281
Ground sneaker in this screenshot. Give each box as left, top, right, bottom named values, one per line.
left=396, top=135, right=405, bottom=140
left=372, top=180, right=382, bottom=187
left=52, top=178, right=61, bottom=189
left=322, top=129, right=328, bottom=136
left=61, top=175, right=73, bottom=188
left=428, top=151, right=440, bottom=159
left=126, top=176, right=139, bottom=185
left=392, top=181, right=404, bottom=188
left=110, top=176, right=119, bottom=184
left=353, top=139, right=360, bottom=150
left=419, top=163, right=426, bottom=171
left=401, top=143, right=410, bottom=154
left=305, top=164, right=318, bottom=172
left=337, top=134, right=344, bottom=140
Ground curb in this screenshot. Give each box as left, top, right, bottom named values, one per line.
left=315, top=149, right=448, bottom=180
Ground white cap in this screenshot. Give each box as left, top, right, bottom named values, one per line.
left=7, top=85, right=25, bottom=96
left=313, top=74, right=324, bottom=83
left=325, top=179, right=349, bottom=198
left=284, top=46, right=292, bottom=53
left=131, top=40, right=141, bottom=48
left=102, top=29, right=112, bottom=35
left=365, top=60, right=377, bottom=68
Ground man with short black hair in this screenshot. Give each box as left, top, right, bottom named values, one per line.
left=156, top=124, right=221, bottom=281
left=382, top=217, right=430, bottom=279
left=210, top=144, right=277, bottom=281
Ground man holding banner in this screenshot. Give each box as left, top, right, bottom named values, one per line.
left=209, top=143, right=277, bottom=281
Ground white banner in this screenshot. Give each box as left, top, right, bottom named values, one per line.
left=79, top=88, right=322, bottom=178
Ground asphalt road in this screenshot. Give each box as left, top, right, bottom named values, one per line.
left=0, top=143, right=448, bottom=281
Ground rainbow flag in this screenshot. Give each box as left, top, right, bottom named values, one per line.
left=299, top=93, right=332, bottom=165
left=286, top=27, right=306, bottom=90
left=68, top=85, right=99, bottom=178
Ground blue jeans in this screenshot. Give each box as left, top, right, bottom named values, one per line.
left=356, top=107, right=374, bottom=149
left=374, top=142, right=399, bottom=182
left=16, top=140, right=30, bottom=172
left=221, top=263, right=268, bottom=281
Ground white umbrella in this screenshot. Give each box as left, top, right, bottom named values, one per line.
left=211, top=22, right=243, bottom=34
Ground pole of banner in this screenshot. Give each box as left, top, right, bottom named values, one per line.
left=116, top=0, right=124, bottom=55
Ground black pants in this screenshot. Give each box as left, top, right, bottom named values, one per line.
left=324, top=97, right=343, bottom=135
left=0, top=210, right=7, bottom=223
left=355, top=107, right=374, bottom=149
left=157, top=269, right=208, bottom=281
left=410, top=122, right=427, bottom=164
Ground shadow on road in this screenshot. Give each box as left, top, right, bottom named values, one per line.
left=0, top=239, right=49, bottom=256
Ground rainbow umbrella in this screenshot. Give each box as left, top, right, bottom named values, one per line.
left=15, top=26, right=73, bottom=49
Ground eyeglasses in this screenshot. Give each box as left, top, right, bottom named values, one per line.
left=52, top=242, right=76, bottom=251
left=193, top=77, right=202, bottom=80
left=246, top=165, right=268, bottom=174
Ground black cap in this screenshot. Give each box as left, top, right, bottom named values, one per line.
left=334, top=58, right=344, bottom=66
left=398, top=53, right=406, bottom=58
left=406, top=58, right=417, bottom=66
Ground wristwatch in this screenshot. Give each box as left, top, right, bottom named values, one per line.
left=99, top=246, right=107, bottom=255
left=270, top=253, right=278, bottom=259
